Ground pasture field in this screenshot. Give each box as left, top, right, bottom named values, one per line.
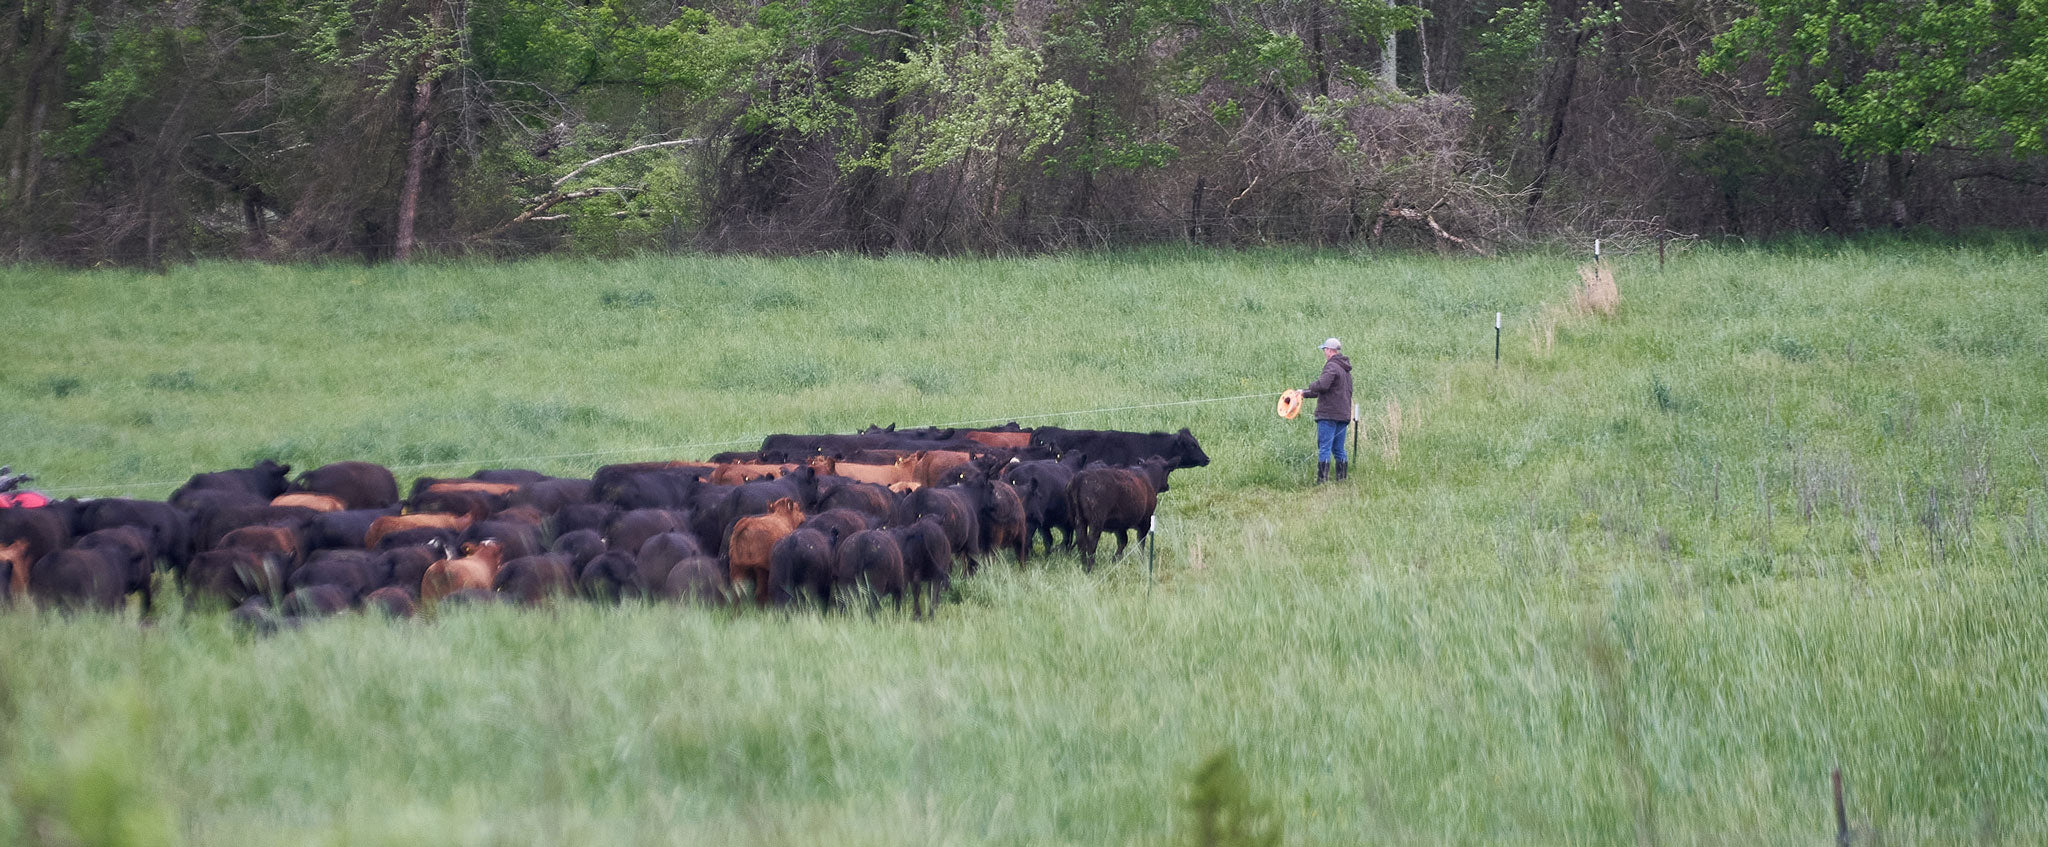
left=2, top=242, right=2047, bottom=845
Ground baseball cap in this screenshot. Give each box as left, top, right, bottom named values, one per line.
left=1319, top=338, right=1341, bottom=350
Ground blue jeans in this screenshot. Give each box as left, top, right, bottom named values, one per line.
left=1316, top=419, right=1349, bottom=462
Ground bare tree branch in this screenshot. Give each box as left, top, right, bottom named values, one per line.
left=552, top=139, right=701, bottom=189
left=481, top=187, right=642, bottom=239
left=843, top=25, right=922, bottom=40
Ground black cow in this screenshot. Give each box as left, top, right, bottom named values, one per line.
left=553, top=503, right=618, bottom=538
left=170, top=459, right=292, bottom=505
left=891, top=486, right=981, bottom=573
left=836, top=529, right=906, bottom=614
left=306, top=507, right=399, bottom=551
left=288, top=549, right=380, bottom=603
left=168, top=487, right=271, bottom=518
left=293, top=461, right=399, bottom=510
left=279, top=584, right=351, bottom=618
left=185, top=548, right=279, bottom=608
left=31, top=526, right=155, bottom=613
left=604, top=509, right=691, bottom=561
left=494, top=554, right=575, bottom=605
left=578, top=551, right=643, bottom=602
left=0, top=507, right=73, bottom=576
left=600, top=468, right=704, bottom=511
left=1002, top=458, right=1081, bottom=555
left=768, top=528, right=839, bottom=608
left=890, top=518, right=952, bottom=619
left=799, top=509, right=870, bottom=548
left=592, top=464, right=709, bottom=509
left=376, top=543, right=446, bottom=591
left=662, top=556, right=727, bottom=605
left=1030, top=427, right=1210, bottom=470
left=634, top=532, right=705, bottom=592
left=815, top=482, right=896, bottom=523
left=955, top=477, right=1028, bottom=566
left=549, top=530, right=608, bottom=572
left=192, top=504, right=318, bottom=557
left=1066, top=458, right=1170, bottom=571
left=463, top=519, right=544, bottom=561
left=72, top=498, right=193, bottom=573
left=364, top=586, right=417, bottom=618
left=758, top=433, right=886, bottom=462
left=511, top=478, right=593, bottom=513
left=231, top=596, right=280, bottom=633
left=468, top=468, right=551, bottom=485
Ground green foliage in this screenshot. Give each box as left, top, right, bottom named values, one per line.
left=57, top=14, right=185, bottom=155
left=1178, top=750, right=1283, bottom=847
left=841, top=30, right=1079, bottom=175
left=1707, top=0, right=2048, bottom=156
left=5, top=685, right=183, bottom=847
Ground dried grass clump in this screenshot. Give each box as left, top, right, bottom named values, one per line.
left=1381, top=398, right=1404, bottom=464
left=1529, top=301, right=1570, bottom=354
left=1574, top=261, right=1620, bottom=317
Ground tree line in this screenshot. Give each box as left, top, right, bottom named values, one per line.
left=4, top=0, right=2043, bottom=264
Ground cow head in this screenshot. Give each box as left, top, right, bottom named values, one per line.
left=1171, top=429, right=1210, bottom=468
left=767, top=497, right=804, bottom=523
left=1139, top=457, right=1173, bottom=493
left=785, top=465, right=822, bottom=506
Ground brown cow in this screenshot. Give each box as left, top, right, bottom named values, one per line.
left=217, top=525, right=303, bottom=569
left=964, top=430, right=1032, bottom=448
left=1, top=538, right=29, bottom=603
left=708, top=462, right=796, bottom=485
left=726, top=497, right=805, bottom=605
left=807, top=456, right=918, bottom=487
left=424, top=480, right=523, bottom=497
left=907, top=450, right=976, bottom=487
left=271, top=492, right=348, bottom=512
left=421, top=539, right=506, bottom=604
left=364, top=513, right=474, bottom=550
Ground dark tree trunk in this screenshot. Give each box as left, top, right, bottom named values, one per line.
left=4, top=0, right=75, bottom=252
left=395, top=3, right=447, bottom=262
left=1526, top=25, right=1590, bottom=220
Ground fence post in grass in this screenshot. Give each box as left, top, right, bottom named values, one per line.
left=1147, top=515, right=1156, bottom=585
left=1350, top=402, right=1361, bottom=468
left=1494, top=312, right=1502, bottom=368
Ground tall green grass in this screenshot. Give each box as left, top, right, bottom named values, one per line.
left=2, top=243, right=2045, bottom=844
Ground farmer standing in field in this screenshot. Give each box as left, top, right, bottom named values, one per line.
left=1300, top=338, right=1353, bottom=484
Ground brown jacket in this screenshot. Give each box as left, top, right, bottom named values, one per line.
left=1301, top=354, right=1353, bottom=422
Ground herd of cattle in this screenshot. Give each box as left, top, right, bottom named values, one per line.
left=0, top=424, right=1211, bottom=624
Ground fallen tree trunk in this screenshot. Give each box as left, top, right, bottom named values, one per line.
left=477, top=139, right=701, bottom=241
left=1372, top=204, right=1492, bottom=256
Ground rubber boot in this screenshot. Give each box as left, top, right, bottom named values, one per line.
left=1316, top=461, right=1329, bottom=485
left=1335, top=460, right=1348, bottom=482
